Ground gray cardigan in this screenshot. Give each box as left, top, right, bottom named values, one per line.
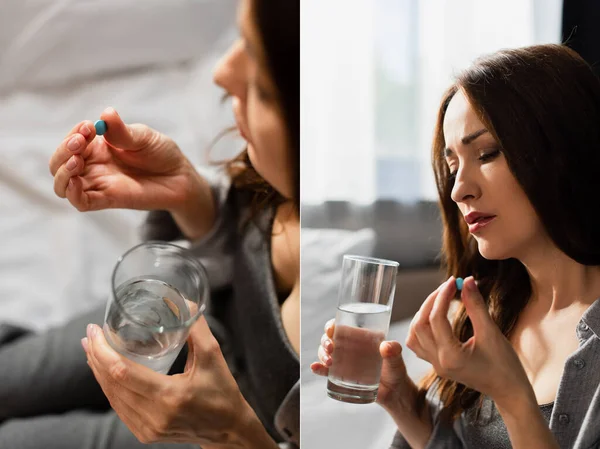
left=390, top=298, right=600, bottom=449
left=142, top=165, right=299, bottom=449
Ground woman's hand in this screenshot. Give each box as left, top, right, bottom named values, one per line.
left=402, top=276, right=558, bottom=449
left=406, top=276, right=533, bottom=409
left=49, top=107, right=215, bottom=239
left=310, top=319, right=420, bottom=413
left=311, top=319, right=433, bottom=448
left=81, top=318, right=278, bottom=449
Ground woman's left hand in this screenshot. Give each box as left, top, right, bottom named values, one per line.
left=81, top=317, right=273, bottom=448
left=406, top=276, right=533, bottom=408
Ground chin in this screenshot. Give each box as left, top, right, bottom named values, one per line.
left=475, top=237, right=513, bottom=261
left=246, top=144, right=292, bottom=199
left=246, top=144, right=266, bottom=178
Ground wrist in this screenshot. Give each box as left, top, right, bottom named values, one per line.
left=380, top=380, right=420, bottom=418
left=494, top=389, right=560, bottom=449
left=234, top=401, right=279, bottom=449
left=168, top=162, right=216, bottom=240
left=383, top=388, right=432, bottom=449
left=494, top=389, right=538, bottom=421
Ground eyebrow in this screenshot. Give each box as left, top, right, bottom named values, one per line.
left=444, top=128, right=489, bottom=157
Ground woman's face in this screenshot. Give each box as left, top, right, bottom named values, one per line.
left=212, top=0, right=294, bottom=199
left=442, top=89, right=546, bottom=260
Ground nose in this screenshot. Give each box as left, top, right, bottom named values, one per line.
left=450, top=164, right=480, bottom=204
left=213, top=39, right=248, bottom=99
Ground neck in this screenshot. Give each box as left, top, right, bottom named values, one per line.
left=277, top=200, right=299, bottom=224
left=518, top=240, right=600, bottom=313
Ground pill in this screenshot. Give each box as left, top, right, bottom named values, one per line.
left=455, top=277, right=464, bottom=291
left=94, top=120, right=107, bottom=136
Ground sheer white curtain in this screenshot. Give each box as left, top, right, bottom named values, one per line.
left=301, top=0, right=376, bottom=204
left=301, top=0, right=563, bottom=204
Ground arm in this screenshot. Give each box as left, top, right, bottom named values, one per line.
left=385, top=387, right=433, bottom=449
left=235, top=407, right=281, bottom=449
left=496, top=395, right=559, bottom=449
left=142, top=162, right=229, bottom=243
left=141, top=164, right=236, bottom=290
left=168, top=160, right=217, bottom=241
left=387, top=398, right=464, bottom=449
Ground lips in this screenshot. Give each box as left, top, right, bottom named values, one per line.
left=236, top=121, right=249, bottom=141
left=232, top=97, right=251, bottom=143
left=464, top=212, right=497, bottom=233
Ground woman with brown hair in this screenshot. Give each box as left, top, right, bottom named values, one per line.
left=0, top=0, right=298, bottom=448
left=313, top=44, right=600, bottom=449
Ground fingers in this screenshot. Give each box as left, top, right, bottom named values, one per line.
left=312, top=323, right=335, bottom=377
left=317, top=345, right=332, bottom=367
left=85, top=353, right=156, bottom=444
left=85, top=324, right=165, bottom=397
left=406, top=283, right=443, bottom=358
left=429, top=277, right=460, bottom=350
left=49, top=121, right=96, bottom=176
left=320, top=332, right=334, bottom=354
left=100, top=107, right=155, bottom=152
left=186, top=316, right=223, bottom=365
left=324, top=319, right=335, bottom=339
left=53, top=155, right=84, bottom=198
left=310, top=362, right=329, bottom=377
left=65, top=176, right=93, bottom=212
left=380, top=340, right=402, bottom=359
left=461, top=276, right=492, bottom=335
left=379, top=341, right=408, bottom=384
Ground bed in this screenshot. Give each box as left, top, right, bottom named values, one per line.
left=0, top=0, right=240, bottom=331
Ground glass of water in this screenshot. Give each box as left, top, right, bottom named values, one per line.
left=104, top=241, right=209, bottom=374
left=327, top=255, right=399, bottom=404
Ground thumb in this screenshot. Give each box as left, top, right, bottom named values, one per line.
left=183, top=316, right=213, bottom=372
left=380, top=341, right=407, bottom=384
left=185, top=315, right=225, bottom=369
left=461, top=276, right=493, bottom=334
left=100, top=107, right=155, bottom=151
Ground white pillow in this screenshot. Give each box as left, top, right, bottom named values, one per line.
left=300, top=227, right=376, bottom=380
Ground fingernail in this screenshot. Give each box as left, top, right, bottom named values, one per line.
left=68, top=136, right=81, bottom=152
left=324, top=355, right=332, bottom=366
left=68, top=179, right=74, bottom=190
left=104, top=107, right=117, bottom=117
left=87, top=324, right=94, bottom=339
left=80, top=124, right=91, bottom=138
left=324, top=339, right=332, bottom=352
left=66, top=157, right=77, bottom=171
left=81, top=337, right=89, bottom=352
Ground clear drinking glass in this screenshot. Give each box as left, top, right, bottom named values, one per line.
left=104, top=241, right=209, bottom=374
left=327, top=255, right=399, bottom=404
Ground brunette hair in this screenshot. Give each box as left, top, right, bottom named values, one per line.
left=224, top=0, right=299, bottom=215
left=420, top=44, right=600, bottom=422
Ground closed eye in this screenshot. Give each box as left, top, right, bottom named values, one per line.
left=447, top=148, right=501, bottom=183
left=478, top=148, right=501, bottom=162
